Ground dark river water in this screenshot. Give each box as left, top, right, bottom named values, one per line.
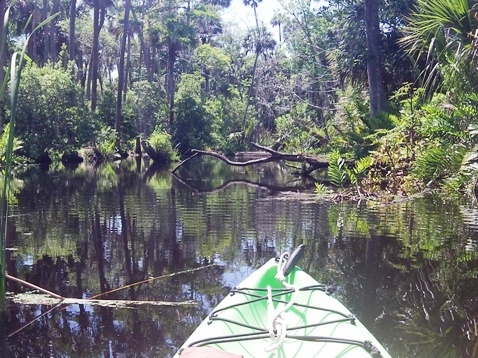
left=2, top=157, right=478, bottom=357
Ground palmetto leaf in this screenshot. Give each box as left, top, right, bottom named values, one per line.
left=411, top=144, right=465, bottom=182
left=400, top=0, right=478, bottom=95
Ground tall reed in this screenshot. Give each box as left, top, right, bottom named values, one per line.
left=0, top=5, right=11, bottom=319
left=0, top=7, right=59, bottom=314
left=0, top=6, right=8, bottom=352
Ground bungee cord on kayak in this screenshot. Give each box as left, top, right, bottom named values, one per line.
left=265, top=251, right=300, bottom=352
left=176, top=245, right=391, bottom=358
left=185, top=285, right=383, bottom=357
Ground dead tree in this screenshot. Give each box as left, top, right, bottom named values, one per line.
left=172, top=143, right=333, bottom=176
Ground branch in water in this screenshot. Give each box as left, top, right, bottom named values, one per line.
left=9, top=293, right=199, bottom=308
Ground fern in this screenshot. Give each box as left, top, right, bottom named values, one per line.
left=411, top=144, right=465, bottom=183
left=328, top=152, right=373, bottom=188
left=443, top=145, right=478, bottom=194
left=314, top=182, right=327, bottom=196
left=354, top=156, right=373, bottom=176
left=328, top=151, right=348, bottom=187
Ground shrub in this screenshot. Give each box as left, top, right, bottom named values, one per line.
left=96, top=125, right=117, bottom=158
left=0, top=123, right=24, bottom=165
left=125, top=80, right=168, bottom=138
left=173, top=72, right=218, bottom=153
left=148, top=128, right=177, bottom=161
left=14, top=62, right=90, bottom=160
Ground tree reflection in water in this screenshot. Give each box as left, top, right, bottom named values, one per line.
left=3, top=158, right=478, bottom=357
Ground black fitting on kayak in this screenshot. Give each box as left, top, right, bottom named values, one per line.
left=363, top=340, right=384, bottom=358
left=282, top=244, right=306, bottom=277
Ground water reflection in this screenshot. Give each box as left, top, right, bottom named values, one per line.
left=3, top=158, right=478, bottom=357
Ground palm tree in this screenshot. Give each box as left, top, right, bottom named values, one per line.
left=69, top=0, right=77, bottom=66
left=400, top=0, right=478, bottom=96
left=270, top=12, right=285, bottom=43
left=240, top=0, right=265, bottom=138
left=85, top=0, right=113, bottom=110
left=115, top=0, right=132, bottom=152
left=243, top=0, right=262, bottom=28
left=364, top=0, right=387, bottom=115
left=164, top=11, right=195, bottom=128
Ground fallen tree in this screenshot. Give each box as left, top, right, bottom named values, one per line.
left=172, top=142, right=335, bottom=176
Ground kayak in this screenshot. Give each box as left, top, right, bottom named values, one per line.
left=174, top=245, right=392, bottom=358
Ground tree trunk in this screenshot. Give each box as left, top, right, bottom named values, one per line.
left=124, top=32, right=131, bottom=99
left=133, top=7, right=152, bottom=81
left=42, top=0, right=49, bottom=63
left=91, top=1, right=107, bottom=110
left=116, top=0, right=132, bottom=149
left=167, top=44, right=177, bottom=129
left=91, top=3, right=100, bottom=110
left=86, top=57, right=92, bottom=100
left=69, top=0, right=76, bottom=65
left=364, top=0, right=387, bottom=116
left=30, top=9, right=39, bottom=62
left=49, top=0, right=59, bottom=63
left=0, top=0, right=6, bottom=129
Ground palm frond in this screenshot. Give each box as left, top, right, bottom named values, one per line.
left=400, top=0, right=477, bottom=94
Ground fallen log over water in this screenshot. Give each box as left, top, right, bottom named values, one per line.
left=172, top=142, right=332, bottom=176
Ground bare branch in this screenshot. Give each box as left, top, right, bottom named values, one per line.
left=171, top=143, right=333, bottom=176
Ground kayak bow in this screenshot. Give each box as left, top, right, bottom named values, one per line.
left=175, top=245, right=392, bottom=358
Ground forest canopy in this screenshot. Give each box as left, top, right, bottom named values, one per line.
left=1, top=0, right=478, bottom=196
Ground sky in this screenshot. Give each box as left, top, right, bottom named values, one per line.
left=220, top=0, right=327, bottom=39
left=220, top=0, right=283, bottom=32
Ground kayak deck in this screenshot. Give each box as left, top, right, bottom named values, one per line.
left=175, top=258, right=391, bottom=358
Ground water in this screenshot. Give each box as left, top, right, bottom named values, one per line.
left=2, top=157, right=478, bottom=357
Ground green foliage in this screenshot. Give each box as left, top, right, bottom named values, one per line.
left=148, top=128, right=177, bottom=161
left=328, top=150, right=348, bottom=188
left=96, top=86, right=139, bottom=148
left=97, top=87, right=116, bottom=129
left=365, top=84, right=478, bottom=192
left=351, top=156, right=373, bottom=185
left=442, top=148, right=478, bottom=194
left=194, top=44, right=231, bottom=95
left=15, top=61, right=90, bottom=159
left=400, top=0, right=478, bottom=96
left=336, top=87, right=365, bottom=127
left=0, top=123, right=22, bottom=165
left=126, top=81, right=168, bottom=137
left=411, top=144, right=465, bottom=184
left=441, top=120, right=478, bottom=195
left=314, top=182, right=327, bottom=196
left=275, top=102, right=327, bottom=153
left=329, top=86, right=393, bottom=157
left=200, top=85, right=247, bottom=155
left=328, top=151, right=373, bottom=189
left=173, top=72, right=219, bottom=153
left=96, top=125, right=117, bottom=158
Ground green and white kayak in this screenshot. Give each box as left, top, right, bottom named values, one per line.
left=175, top=245, right=392, bottom=358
